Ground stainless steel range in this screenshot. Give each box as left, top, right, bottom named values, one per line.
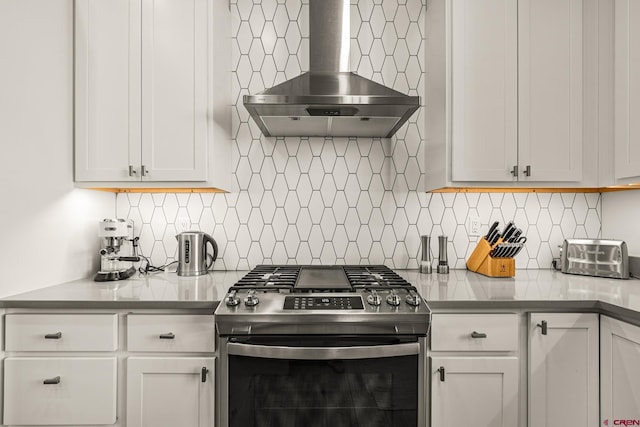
left=215, top=265, right=430, bottom=427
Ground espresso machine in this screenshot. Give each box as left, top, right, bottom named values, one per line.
left=94, top=219, right=139, bottom=282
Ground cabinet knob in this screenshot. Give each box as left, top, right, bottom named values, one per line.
left=159, top=332, right=175, bottom=339
left=128, top=165, right=138, bottom=176
left=537, top=320, right=548, bottom=335
left=201, top=367, right=208, bottom=383
left=141, top=165, right=148, bottom=177
left=44, top=332, right=62, bottom=339
left=523, top=165, right=532, bottom=177
left=510, top=165, right=519, bottom=177
left=437, top=366, right=445, bottom=382
left=43, top=376, right=61, bottom=385
left=471, top=331, right=487, bottom=339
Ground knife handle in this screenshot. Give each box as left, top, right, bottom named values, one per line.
left=485, top=221, right=500, bottom=239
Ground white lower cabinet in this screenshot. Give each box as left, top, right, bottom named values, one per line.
left=528, top=313, right=599, bottom=427
left=429, top=313, right=520, bottom=427
left=127, top=314, right=215, bottom=353
left=430, top=356, right=519, bottom=427
left=3, top=357, right=117, bottom=425
left=0, top=311, right=4, bottom=423
left=4, top=313, right=118, bottom=352
left=600, top=316, right=640, bottom=423
left=126, top=314, right=216, bottom=427
left=2, top=312, right=119, bottom=426
left=127, top=357, right=215, bottom=427
left=1, top=310, right=216, bottom=427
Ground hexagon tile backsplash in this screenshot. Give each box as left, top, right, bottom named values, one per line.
left=116, top=190, right=601, bottom=271
left=115, top=0, right=602, bottom=271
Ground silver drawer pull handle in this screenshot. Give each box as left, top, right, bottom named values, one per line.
left=44, top=332, right=62, bottom=339
left=159, top=332, right=175, bottom=339
left=471, top=331, right=487, bottom=339
left=43, top=376, right=61, bottom=385
left=438, top=366, right=445, bottom=382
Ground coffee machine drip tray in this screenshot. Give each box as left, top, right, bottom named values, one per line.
left=94, top=266, right=136, bottom=282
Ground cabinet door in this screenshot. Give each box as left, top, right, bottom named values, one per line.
left=601, top=316, right=640, bottom=423
left=518, top=0, right=583, bottom=182
left=614, top=0, right=640, bottom=180
left=431, top=357, right=519, bottom=427
left=140, top=0, right=208, bottom=181
left=450, top=0, right=518, bottom=182
left=529, top=313, right=599, bottom=427
left=4, top=357, right=117, bottom=425
left=75, top=0, right=142, bottom=181
left=127, top=357, right=215, bottom=427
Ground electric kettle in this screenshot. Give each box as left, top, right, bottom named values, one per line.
left=175, top=231, right=218, bottom=276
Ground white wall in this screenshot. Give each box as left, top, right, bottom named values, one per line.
left=602, top=190, right=640, bottom=256
left=0, top=0, right=114, bottom=297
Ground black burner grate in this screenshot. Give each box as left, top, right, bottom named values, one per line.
left=231, top=265, right=413, bottom=293
left=232, top=265, right=301, bottom=290
left=343, top=265, right=411, bottom=288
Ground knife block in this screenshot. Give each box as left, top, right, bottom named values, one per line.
left=466, top=238, right=516, bottom=278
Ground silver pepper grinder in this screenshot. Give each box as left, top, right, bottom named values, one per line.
left=437, top=235, right=450, bottom=274
left=420, top=235, right=432, bottom=274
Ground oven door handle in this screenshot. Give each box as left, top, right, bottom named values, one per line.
left=227, top=342, right=420, bottom=360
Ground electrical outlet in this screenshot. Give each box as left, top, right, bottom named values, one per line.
left=177, top=217, right=190, bottom=232
left=468, top=215, right=481, bottom=236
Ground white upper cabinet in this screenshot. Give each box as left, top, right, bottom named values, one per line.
left=450, top=0, right=518, bottom=182
left=140, top=0, right=208, bottom=182
left=518, top=0, right=583, bottom=183
left=426, top=0, right=596, bottom=190
left=75, top=0, right=231, bottom=189
left=75, top=0, right=138, bottom=182
left=614, top=0, right=640, bottom=182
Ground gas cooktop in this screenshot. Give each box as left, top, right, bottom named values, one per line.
left=230, top=264, right=414, bottom=292
left=216, top=265, right=430, bottom=336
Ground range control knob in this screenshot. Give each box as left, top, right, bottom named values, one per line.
left=225, top=290, right=240, bottom=307
left=386, top=291, right=401, bottom=307
left=367, top=290, right=382, bottom=306
left=405, top=291, right=421, bottom=307
left=244, top=290, right=260, bottom=307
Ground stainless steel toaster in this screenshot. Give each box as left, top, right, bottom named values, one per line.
left=561, top=239, right=629, bottom=279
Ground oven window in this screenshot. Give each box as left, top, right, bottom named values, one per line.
left=228, top=354, right=418, bottom=427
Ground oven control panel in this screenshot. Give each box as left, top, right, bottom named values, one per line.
left=283, top=296, right=364, bottom=310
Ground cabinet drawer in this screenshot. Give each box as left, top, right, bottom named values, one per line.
left=3, top=357, right=117, bottom=425
left=431, top=314, right=519, bottom=352
left=127, top=314, right=215, bottom=352
left=5, top=314, right=118, bottom=352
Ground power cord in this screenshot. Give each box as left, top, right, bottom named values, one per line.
left=138, top=257, right=178, bottom=275
left=130, top=236, right=178, bottom=275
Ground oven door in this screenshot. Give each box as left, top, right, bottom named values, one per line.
left=220, top=335, right=426, bottom=427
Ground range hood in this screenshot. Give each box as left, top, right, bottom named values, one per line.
left=243, top=0, right=420, bottom=138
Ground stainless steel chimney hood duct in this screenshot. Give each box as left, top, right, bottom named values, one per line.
left=243, top=0, right=420, bottom=138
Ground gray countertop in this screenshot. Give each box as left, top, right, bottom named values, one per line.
left=0, top=271, right=245, bottom=309
left=399, top=269, right=640, bottom=324
left=2, top=269, right=640, bottom=323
